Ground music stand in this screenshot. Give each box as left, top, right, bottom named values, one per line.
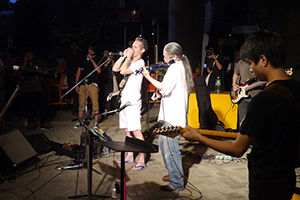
left=68, top=124, right=110, bottom=200
left=65, top=57, right=111, bottom=200
left=100, top=137, right=159, bottom=200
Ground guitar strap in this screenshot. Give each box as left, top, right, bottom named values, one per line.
left=265, top=83, right=300, bottom=112
left=265, top=82, right=300, bottom=167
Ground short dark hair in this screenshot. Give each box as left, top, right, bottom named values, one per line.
left=240, top=30, right=286, bottom=68
left=88, top=43, right=100, bottom=55
left=135, top=37, right=148, bottom=54
left=71, top=40, right=79, bottom=45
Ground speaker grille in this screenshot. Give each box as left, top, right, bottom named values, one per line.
left=0, top=129, right=37, bottom=166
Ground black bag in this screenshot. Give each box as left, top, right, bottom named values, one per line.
left=194, top=75, right=219, bottom=130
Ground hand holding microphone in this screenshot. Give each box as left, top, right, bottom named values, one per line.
left=123, top=48, right=133, bottom=59
left=86, top=53, right=92, bottom=61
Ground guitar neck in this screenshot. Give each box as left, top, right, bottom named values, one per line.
left=153, top=126, right=237, bottom=139
left=245, top=81, right=267, bottom=91
left=180, top=128, right=237, bottom=139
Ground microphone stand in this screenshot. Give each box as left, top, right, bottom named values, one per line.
left=66, top=107, right=128, bottom=200
left=0, top=76, right=24, bottom=123
left=0, top=65, right=61, bottom=124
left=60, top=57, right=111, bottom=200
left=61, top=56, right=110, bottom=99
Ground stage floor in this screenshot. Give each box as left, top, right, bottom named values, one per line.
left=0, top=104, right=299, bottom=200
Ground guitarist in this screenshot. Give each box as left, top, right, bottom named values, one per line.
left=182, top=31, right=300, bottom=200
left=141, top=42, right=194, bottom=192
left=112, top=37, right=148, bottom=172
left=232, top=59, right=264, bottom=130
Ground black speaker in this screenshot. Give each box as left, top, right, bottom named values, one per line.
left=0, top=129, right=38, bottom=175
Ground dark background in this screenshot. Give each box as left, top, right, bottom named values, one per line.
left=1, top=0, right=300, bottom=74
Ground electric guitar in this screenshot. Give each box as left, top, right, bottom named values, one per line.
left=230, top=78, right=267, bottom=104
left=153, top=126, right=238, bottom=139
left=106, top=76, right=129, bottom=109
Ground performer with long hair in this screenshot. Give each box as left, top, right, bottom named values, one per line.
left=142, top=42, right=194, bottom=191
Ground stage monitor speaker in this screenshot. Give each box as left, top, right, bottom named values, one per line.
left=0, top=129, right=38, bottom=174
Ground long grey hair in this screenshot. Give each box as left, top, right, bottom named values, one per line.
left=164, top=42, right=194, bottom=93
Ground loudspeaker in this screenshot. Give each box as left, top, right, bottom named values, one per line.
left=0, top=129, right=38, bottom=175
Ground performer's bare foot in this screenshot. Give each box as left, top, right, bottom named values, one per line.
left=116, top=154, right=135, bottom=164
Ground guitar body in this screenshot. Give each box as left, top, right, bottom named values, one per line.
left=153, top=126, right=237, bottom=139
left=230, top=83, right=249, bottom=104
left=230, top=78, right=267, bottom=104
left=107, top=75, right=129, bottom=109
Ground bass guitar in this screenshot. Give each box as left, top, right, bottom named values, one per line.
left=230, top=78, right=267, bottom=104
left=153, top=126, right=237, bottom=139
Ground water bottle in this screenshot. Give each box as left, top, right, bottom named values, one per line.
left=111, top=187, right=118, bottom=199
left=215, top=76, right=221, bottom=94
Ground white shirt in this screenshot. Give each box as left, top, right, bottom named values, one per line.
left=158, top=61, right=188, bottom=127
left=120, top=59, right=144, bottom=105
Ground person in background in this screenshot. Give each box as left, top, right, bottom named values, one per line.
left=225, top=51, right=240, bottom=90
left=205, top=46, right=225, bottom=92
left=232, top=59, right=264, bottom=130
left=112, top=37, right=148, bottom=172
left=182, top=31, right=300, bottom=200
left=22, top=49, right=53, bottom=131
left=58, top=40, right=84, bottom=116
left=74, top=44, right=101, bottom=130
left=98, top=49, right=115, bottom=121
left=142, top=42, right=194, bottom=191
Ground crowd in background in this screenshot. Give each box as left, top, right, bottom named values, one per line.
left=0, top=42, right=122, bottom=132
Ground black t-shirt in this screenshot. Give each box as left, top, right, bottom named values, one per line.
left=98, top=61, right=113, bottom=84
left=78, top=56, right=101, bottom=85
left=240, top=79, right=300, bottom=199
left=207, top=56, right=225, bottom=91
left=63, top=50, right=85, bottom=75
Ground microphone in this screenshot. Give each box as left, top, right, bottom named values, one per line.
left=109, top=52, right=123, bottom=57
left=12, top=65, right=61, bottom=80
left=117, top=101, right=131, bottom=113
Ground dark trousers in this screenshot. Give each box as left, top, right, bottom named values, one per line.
left=23, top=91, right=47, bottom=124
left=67, top=74, right=79, bottom=114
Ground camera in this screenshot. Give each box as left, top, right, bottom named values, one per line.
left=207, top=50, right=214, bottom=56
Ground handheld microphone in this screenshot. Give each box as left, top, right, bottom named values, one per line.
left=117, top=101, right=131, bottom=113
left=109, top=52, right=123, bottom=57
left=12, top=65, right=61, bottom=80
